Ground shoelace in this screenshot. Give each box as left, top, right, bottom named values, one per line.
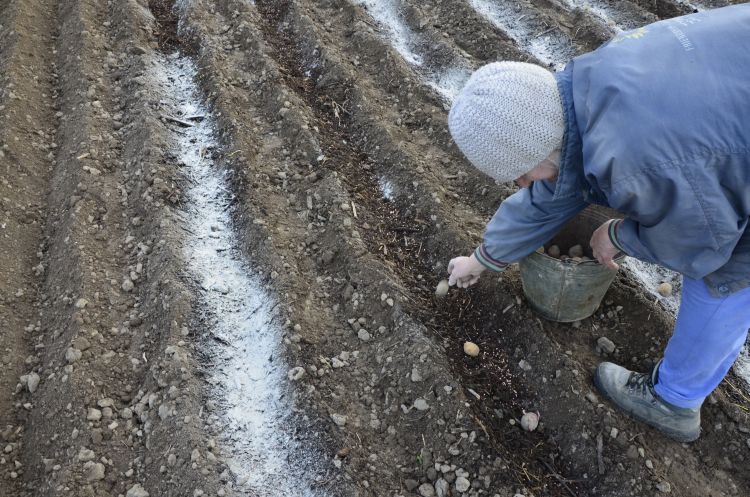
left=625, top=372, right=653, bottom=398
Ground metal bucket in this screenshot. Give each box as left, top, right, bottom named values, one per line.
left=518, top=207, right=625, bottom=323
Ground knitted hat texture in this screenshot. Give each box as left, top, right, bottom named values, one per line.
left=448, top=62, right=565, bottom=182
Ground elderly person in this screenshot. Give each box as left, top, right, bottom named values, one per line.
left=445, top=5, right=750, bottom=442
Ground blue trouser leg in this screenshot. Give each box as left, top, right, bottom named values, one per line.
left=654, top=277, right=750, bottom=409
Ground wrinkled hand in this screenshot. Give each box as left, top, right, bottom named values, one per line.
left=448, top=254, right=486, bottom=288
left=591, top=220, right=621, bottom=270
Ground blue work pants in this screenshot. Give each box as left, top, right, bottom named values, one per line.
left=655, top=277, right=750, bottom=409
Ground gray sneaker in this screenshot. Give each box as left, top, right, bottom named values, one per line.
left=593, top=361, right=701, bottom=442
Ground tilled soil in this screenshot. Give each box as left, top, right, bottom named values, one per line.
left=1, top=0, right=749, bottom=496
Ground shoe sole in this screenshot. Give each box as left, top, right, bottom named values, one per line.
left=593, top=369, right=700, bottom=443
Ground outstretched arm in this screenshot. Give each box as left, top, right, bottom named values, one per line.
left=448, top=179, right=588, bottom=287
left=476, top=179, right=589, bottom=271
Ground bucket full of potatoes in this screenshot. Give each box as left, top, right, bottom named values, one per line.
left=518, top=207, right=626, bottom=323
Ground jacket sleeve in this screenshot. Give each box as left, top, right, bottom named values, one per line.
left=474, top=180, right=589, bottom=272
left=607, top=159, right=745, bottom=280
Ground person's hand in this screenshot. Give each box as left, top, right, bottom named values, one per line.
left=448, top=254, right=486, bottom=288
left=591, top=220, right=621, bottom=270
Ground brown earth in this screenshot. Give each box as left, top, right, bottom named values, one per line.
left=0, top=0, right=748, bottom=496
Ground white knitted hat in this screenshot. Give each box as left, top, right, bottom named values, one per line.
left=448, top=62, right=565, bottom=182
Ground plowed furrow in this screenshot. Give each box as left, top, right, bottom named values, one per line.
left=25, top=0, right=140, bottom=492
left=20, top=0, right=225, bottom=494
left=0, top=0, right=58, bottom=492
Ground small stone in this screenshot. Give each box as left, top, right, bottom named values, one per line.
left=657, top=282, right=673, bottom=297
left=455, top=476, right=471, bottom=493
left=78, top=447, right=95, bottom=462
left=418, top=483, right=436, bottom=497
left=84, top=461, right=105, bottom=481
left=547, top=245, right=561, bottom=258
left=585, top=392, right=598, bottom=404
left=411, top=367, right=423, bottom=382
left=74, top=337, right=91, bottom=351
left=404, top=479, right=419, bottom=491
left=520, top=412, right=539, bottom=432
left=287, top=366, right=305, bottom=381
left=610, top=427, right=619, bottom=439
left=435, top=280, right=449, bottom=297
left=626, top=445, right=639, bottom=459
left=518, top=359, right=532, bottom=371
left=87, top=408, right=102, bottom=421
left=27, top=373, right=40, bottom=393
left=656, top=481, right=671, bottom=493
left=413, top=398, right=429, bottom=411
left=596, top=337, right=616, bottom=354
left=126, top=484, right=150, bottom=497
left=122, top=278, right=135, bottom=292
left=357, top=329, right=371, bottom=341
left=331, top=413, right=347, bottom=427
left=645, top=459, right=654, bottom=469
left=435, top=479, right=450, bottom=497
left=65, top=347, right=82, bottom=363
left=463, top=342, right=480, bottom=357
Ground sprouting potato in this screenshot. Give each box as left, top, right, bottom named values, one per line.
left=657, top=282, right=673, bottom=297
left=520, top=411, right=539, bottom=432
left=463, top=341, right=480, bottom=357
left=568, top=244, right=584, bottom=258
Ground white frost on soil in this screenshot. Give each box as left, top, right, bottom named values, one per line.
left=675, top=0, right=707, bottom=12
left=378, top=176, right=395, bottom=200
left=351, top=0, right=423, bottom=66
left=427, top=65, right=472, bottom=102
left=154, top=53, right=320, bottom=496
left=559, top=0, right=625, bottom=32
left=469, top=0, right=573, bottom=71
left=734, top=350, right=750, bottom=391
left=351, top=0, right=471, bottom=101
left=621, top=259, right=681, bottom=315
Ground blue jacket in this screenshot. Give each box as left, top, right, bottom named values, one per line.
left=474, top=5, right=750, bottom=297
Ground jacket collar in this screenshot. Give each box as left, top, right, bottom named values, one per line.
left=552, top=65, right=586, bottom=200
